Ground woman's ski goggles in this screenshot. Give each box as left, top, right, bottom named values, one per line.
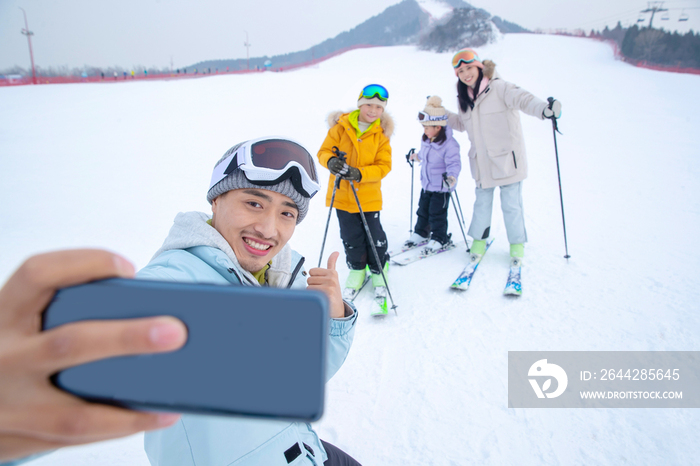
left=452, top=49, right=481, bottom=69
left=418, top=111, right=448, bottom=122
left=359, top=84, right=389, bottom=101
left=209, top=137, right=320, bottom=198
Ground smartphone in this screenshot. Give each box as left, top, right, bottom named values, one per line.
left=42, top=278, right=329, bottom=422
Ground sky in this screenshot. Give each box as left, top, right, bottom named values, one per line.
left=1, top=0, right=699, bottom=71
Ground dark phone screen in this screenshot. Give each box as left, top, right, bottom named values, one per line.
left=42, top=278, right=329, bottom=421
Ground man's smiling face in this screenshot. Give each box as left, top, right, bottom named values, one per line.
left=211, top=188, right=298, bottom=273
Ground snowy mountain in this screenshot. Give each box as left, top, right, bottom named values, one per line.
left=419, top=6, right=500, bottom=51
left=415, top=0, right=503, bottom=52
left=189, top=0, right=525, bottom=71
left=2, top=33, right=699, bottom=465
left=416, top=0, right=454, bottom=21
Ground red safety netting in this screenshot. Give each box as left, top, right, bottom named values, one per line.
left=0, top=44, right=378, bottom=87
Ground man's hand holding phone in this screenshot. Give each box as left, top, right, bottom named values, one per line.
left=0, top=249, right=188, bottom=462
left=306, top=251, right=346, bottom=319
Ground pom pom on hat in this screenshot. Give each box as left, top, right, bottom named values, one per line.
left=426, top=96, right=443, bottom=107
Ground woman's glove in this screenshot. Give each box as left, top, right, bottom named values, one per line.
left=543, top=98, right=562, bottom=119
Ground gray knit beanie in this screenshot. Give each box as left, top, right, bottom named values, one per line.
left=207, top=142, right=310, bottom=224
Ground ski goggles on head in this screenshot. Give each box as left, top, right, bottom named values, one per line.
left=358, top=84, right=389, bottom=101
left=418, top=111, right=448, bottom=122
left=209, top=137, right=320, bottom=198
left=452, top=49, right=480, bottom=69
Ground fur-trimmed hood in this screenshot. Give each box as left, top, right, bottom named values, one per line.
left=482, top=59, right=496, bottom=80
left=326, top=110, right=395, bottom=139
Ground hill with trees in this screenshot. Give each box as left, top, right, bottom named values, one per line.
left=592, top=22, right=699, bottom=70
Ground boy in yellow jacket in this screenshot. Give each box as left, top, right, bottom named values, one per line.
left=317, top=84, right=394, bottom=310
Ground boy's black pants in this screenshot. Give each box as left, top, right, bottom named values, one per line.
left=336, top=210, right=388, bottom=274
left=322, top=440, right=362, bottom=466
left=414, top=189, right=450, bottom=244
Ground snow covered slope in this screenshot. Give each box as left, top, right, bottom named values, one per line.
left=2, top=33, right=699, bottom=465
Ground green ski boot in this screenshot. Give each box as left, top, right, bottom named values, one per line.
left=342, top=266, right=369, bottom=301
left=371, top=262, right=389, bottom=316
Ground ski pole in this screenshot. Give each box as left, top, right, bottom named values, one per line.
left=318, top=174, right=342, bottom=267
left=317, top=146, right=345, bottom=267
left=348, top=180, right=398, bottom=314
left=452, top=185, right=467, bottom=229
left=406, top=148, right=415, bottom=233
left=443, top=173, right=469, bottom=252
left=547, top=97, right=571, bottom=259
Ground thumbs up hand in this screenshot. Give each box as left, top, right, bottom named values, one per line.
left=307, top=251, right=346, bottom=319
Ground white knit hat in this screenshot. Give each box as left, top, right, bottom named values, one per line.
left=357, top=96, right=387, bottom=110
left=419, top=96, right=448, bottom=127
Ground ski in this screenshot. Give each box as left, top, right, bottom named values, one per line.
left=370, top=287, right=388, bottom=316
left=386, top=239, right=429, bottom=258
left=450, top=238, right=495, bottom=291
left=390, top=241, right=466, bottom=266
left=342, top=275, right=371, bottom=302
left=504, top=258, right=522, bottom=296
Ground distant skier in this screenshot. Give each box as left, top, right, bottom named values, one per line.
left=317, top=84, right=394, bottom=314
left=404, top=96, right=461, bottom=255
left=445, top=48, right=562, bottom=294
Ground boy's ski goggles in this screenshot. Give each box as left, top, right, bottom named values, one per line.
left=418, top=111, right=448, bottom=122
left=209, top=137, right=320, bottom=198
left=452, top=49, right=481, bottom=69
left=358, top=84, right=389, bottom=101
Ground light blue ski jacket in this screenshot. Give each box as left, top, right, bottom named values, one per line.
left=139, top=212, right=357, bottom=466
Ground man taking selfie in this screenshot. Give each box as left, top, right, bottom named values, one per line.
left=138, top=137, right=360, bottom=466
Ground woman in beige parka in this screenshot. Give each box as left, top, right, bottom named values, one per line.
left=445, top=48, right=562, bottom=285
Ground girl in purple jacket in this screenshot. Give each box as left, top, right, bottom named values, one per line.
left=405, top=96, right=462, bottom=254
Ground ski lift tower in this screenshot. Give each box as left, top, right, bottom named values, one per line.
left=244, top=31, right=251, bottom=70
left=19, top=7, right=37, bottom=85
left=640, top=1, right=668, bottom=28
